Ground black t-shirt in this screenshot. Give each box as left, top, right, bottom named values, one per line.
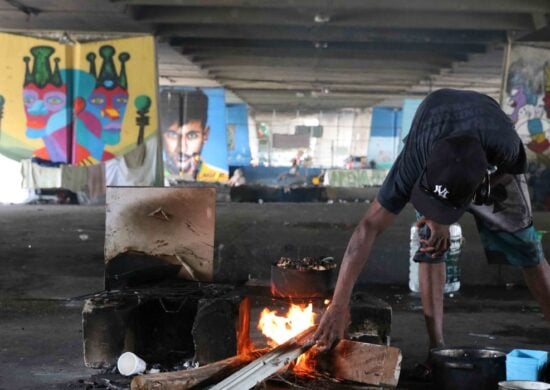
left=377, top=89, right=527, bottom=214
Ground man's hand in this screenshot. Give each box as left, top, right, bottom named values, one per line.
left=416, top=216, right=450, bottom=258
left=313, top=303, right=350, bottom=351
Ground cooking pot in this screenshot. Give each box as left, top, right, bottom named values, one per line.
left=270, top=264, right=333, bottom=298
left=431, top=346, right=506, bottom=390
left=499, top=381, right=550, bottom=390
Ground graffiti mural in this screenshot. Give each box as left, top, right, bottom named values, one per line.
left=160, top=87, right=229, bottom=182
left=503, top=44, right=550, bottom=210
left=0, top=33, right=157, bottom=165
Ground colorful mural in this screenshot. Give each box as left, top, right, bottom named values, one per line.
left=160, top=87, right=229, bottom=182
left=0, top=33, right=157, bottom=165
left=503, top=44, right=550, bottom=210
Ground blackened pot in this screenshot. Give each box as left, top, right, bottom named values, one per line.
left=431, top=346, right=506, bottom=390
left=270, top=265, right=333, bottom=298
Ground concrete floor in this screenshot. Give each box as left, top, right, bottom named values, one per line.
left=1, top=204, right=549, bottom=389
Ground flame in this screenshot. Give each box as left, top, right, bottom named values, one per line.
left=257, top=303, right=318, bottom=375
left=258, top=303, right=316, bottom=347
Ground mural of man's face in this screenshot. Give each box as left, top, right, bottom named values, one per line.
left=23, top=83, right=67, bottom=137
left=87, top=85, right=129, bottom=145
left=163, top=119, right=209, bottom=175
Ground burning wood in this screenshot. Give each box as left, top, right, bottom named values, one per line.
left=210, top=326, right=317, bottom=390
left=131, top=350, right=267, bottom=390
left=132, top=299, right=401, bottom=389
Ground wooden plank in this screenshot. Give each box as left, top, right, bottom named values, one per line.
left=210, top=326, right=317, bottom=390
left=131, top=350, right=266, bottom=390
left=381, top=345, right=403, bottom=387
left=317, top=340, right=402, bottom=387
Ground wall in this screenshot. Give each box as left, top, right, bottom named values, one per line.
left=366, top=107, right=403, bottom=169
left=503, top=42, right=550, bottom=211
left=214, top=203, right=549, bottom=286
left=226, top=104, right=251, bottom=166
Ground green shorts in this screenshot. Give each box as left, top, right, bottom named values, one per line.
left=469, top=174, right=544, bottom=268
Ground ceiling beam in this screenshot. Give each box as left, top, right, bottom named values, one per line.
left=161, top=25, right=507, bottom=44
left=195, top=56, right=443, bottom=71
left=122, top=0, right=550, bottom=14
left=136, top=7, right=534, bottom=30
left=224, top=81, right=416, bottom=92
left=184, top=47, right=468, bottom=64
left=0, top=10, right=150, bottom=32
left=173, top=39, right=488, bottom=54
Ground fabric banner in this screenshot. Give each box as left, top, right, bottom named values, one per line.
left=325, top=169, right=389, bottom=187
left=503, top=43, right=550, bottom=210
left=0, top=32, right=158, bottom=166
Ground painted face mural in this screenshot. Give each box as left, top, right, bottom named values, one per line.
left=161, top=89, right=210, bottom=179
left=74, top=46, right=130, bottom=163
left=23, top=46, right=70, bottom=162
left=163, top=119, right=209, bottom=177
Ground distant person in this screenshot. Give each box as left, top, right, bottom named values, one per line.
left=160, top=89, right=226, bottom=181
left=228, top=168, right=246, bottom=187
left=277, top=158, right=301, bottom=183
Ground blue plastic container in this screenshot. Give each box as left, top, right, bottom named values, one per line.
left=506, top=349, right=548, bottom=381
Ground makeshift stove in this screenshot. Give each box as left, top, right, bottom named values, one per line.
left=82, top=187, right=399, bottom=389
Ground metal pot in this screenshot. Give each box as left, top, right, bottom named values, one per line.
left=270, top=264, right=333, bottom=298
left=499, top=381, right=550, bottom=390
left=431, top=347, right=507, bottom=390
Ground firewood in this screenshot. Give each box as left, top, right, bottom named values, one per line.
left=209, top=326, right=317, bottom=390
left=316, top=340, right=402, bottom=387
left=130, top=350, right=266, bottom=390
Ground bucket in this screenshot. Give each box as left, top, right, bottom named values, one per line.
left=431, top=346, right=506, bottom=390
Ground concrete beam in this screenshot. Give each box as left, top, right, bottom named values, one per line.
left=186, top=47, right=465, bottom=64
left=158, top=76, right=221, bottom=87
left=195, top=56, right=444, bottom=71
left=123, top=0, right=550, bottom=14
left=0, top=10, right=149, bottom=32
left=205, top=65, right=433, bottom=76
left=173, top=39, right=487, bottom=54
left=221, top=79, right=418, bottom=92
left=137, top=8, right=534, bottom=30
left=226, top=82, right=415, bottom=93
left=161, top=25, right=507, bottom=44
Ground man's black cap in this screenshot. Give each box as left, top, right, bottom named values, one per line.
left=410, top=135, right=487, bottom=224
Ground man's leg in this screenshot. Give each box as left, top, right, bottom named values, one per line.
left=419, top=262, right=446, bottom=349
left=522, top=259, right=550, bottom=322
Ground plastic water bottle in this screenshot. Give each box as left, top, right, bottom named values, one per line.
left=409, top=223, right=462, bottom=293
left=444, top=224, right=462, bottom=293
left=409, top=223, right=421, bottom=293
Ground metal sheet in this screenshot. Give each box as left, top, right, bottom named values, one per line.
left=105, top=187, right=215, bottom=282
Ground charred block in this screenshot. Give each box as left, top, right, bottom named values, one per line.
left=349, top=291, right=392, bottom=343
left=191, top=296, right=246, bottom=365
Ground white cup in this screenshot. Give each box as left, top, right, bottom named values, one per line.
left=117, top=352, right=147, bottom=376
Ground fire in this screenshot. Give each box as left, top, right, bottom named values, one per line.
left=258, top=303, right=316, bottom=347
left=257, top=303, right=318, bottom=375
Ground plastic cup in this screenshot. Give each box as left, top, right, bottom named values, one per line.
left=117, top=352, right=146, bottom=376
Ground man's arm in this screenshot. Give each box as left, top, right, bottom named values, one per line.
left=314, top=199, right=397, bottom=349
